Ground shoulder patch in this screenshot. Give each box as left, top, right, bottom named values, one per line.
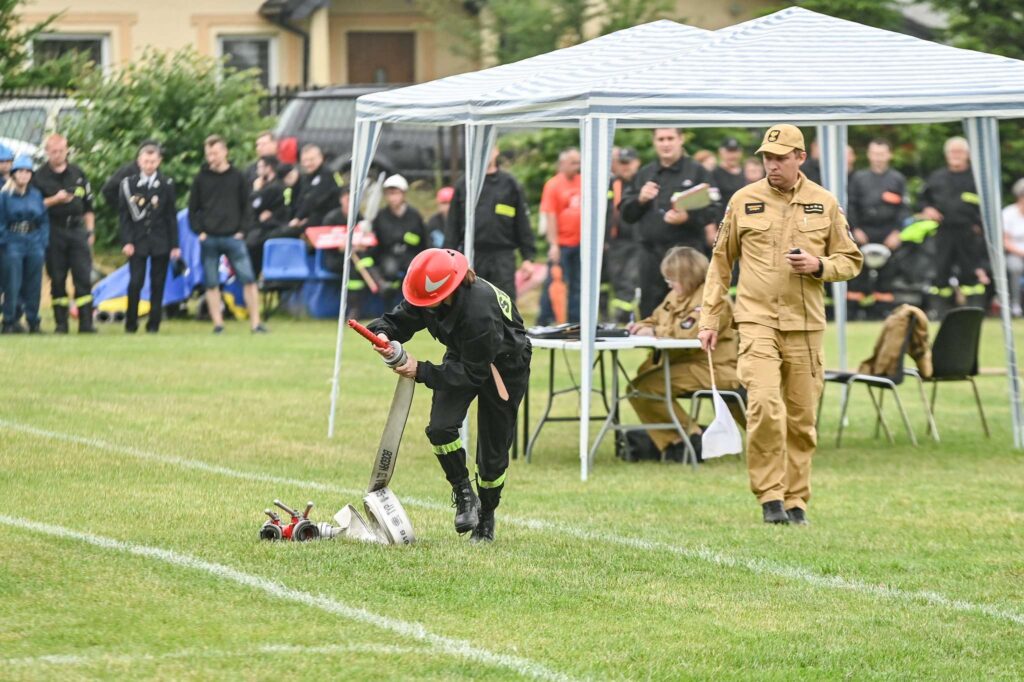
left=745, top=202, right=765, bottom=215
left=803, top=203, right=825, bottom=214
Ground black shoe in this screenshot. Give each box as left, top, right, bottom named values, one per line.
left=213, top=325, right=224, bottom=335
left=469, top=509, right=495, bottom=543
left=689, top=433, right=703, bottom=463
left=28, top=321, right=42, bottom=334
left=54, top=325, right=69, bottom=334
left=762, top=500, right=789, bottom=524
left=145, top=327, right=159, bottom=334
left=786, top=507, right=809, bottom=526
left=125, top=326, right=138, bottom=334
left=251, top=323, right=268, bottom=334
left=451, top=480, right=480, bottom=534
left=4, top=321, right=27, bottom=334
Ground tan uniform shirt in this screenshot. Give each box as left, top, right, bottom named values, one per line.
left=700, top=173, right=863, bottom=332
left=641, top=284, right=738, bottom=375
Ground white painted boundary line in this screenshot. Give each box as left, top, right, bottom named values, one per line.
left=0, top=514, right=573, bottom=682
left=2, top=643, right=430, bottom=668
left=4, top=418, right=1024, bottom=628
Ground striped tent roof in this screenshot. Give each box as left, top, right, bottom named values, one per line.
left=355, top=20, right=710, bottom=124
left=357, top=7, right=1024, bottom=127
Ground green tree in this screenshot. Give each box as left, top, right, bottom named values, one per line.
left=65, top=48, right=271, bottom=245
left=0, top=0, right=90, bottom=89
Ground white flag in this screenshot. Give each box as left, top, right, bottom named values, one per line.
left=701, top=387, right=743, bottom=459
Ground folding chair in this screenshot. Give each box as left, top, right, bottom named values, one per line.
left=261, top=238, right=311, bottom=317
left=311, top=248, right=341, bottom=281
left=820, top=316, right=919, bottom=447
left=905, top=307, right=988, bottom=440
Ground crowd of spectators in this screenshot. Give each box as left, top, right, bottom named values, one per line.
left=0, top=127, right=1021, bottom=335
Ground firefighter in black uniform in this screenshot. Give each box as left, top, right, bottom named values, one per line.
left=373, top=174, right=428, bottom=307
left=846, top=139, right=909, bottom=314
left=287, top=144, right=340, bottom=231
left=445, top=145, right=535, bottom=300
left=620, top=128, right=720, bottom=316
left=33, top=133, right=96, bottom=333
left=919, top=136, right=990, bottom=314
left=605, top=147, right=642, bottom=322
left=118, top=143, right=180, bottom=333
left=245, top=155, right=291, bottom=276
left=367, top=248, right=531, bottom=543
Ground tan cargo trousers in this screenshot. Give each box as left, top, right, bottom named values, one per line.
left=737, top=322, right=824, bottom=511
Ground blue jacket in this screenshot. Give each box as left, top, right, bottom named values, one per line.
left=0, top=185, right=50, bottom=248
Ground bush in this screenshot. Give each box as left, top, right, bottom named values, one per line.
left=66, top=48, right=272, bottom=246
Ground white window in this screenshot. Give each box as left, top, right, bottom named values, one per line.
left=218, top=35, right=277, bottom=89
left=33, top=33, right=110, bottom=69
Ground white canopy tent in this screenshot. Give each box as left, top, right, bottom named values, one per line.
left=329, top=8, right=1024, bottom=480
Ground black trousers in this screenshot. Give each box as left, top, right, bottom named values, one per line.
left=474, top=249, right=517, bottom=301
left=425, top=352, right=530, bottom=485
left=126, top=253, right=170, bottom=331
left=605, top=240, right=642, bottom=322
left=638, top=245, right=670, bottom=318
left=932, top=226, right=980, bottom=290
left=46, top=226, right=94, bottom=330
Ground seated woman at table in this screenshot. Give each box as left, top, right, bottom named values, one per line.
left=626, top=246, right=741, bottom=461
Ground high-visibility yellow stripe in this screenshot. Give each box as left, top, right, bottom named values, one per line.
left=333, top=172, right=343, bottom=187
left=494, top=203, right=516, bottom=218
left=73, top=186, right=86, bottom=198
left=348, top=280, right=365, bottom=291
left=959, top=283, right=986, bottom=295
left=432, top=439, right=463, bottom=455
left=961, top=192, right=981, bottom=206
left=929, top=286, right=954, bottom=297
left=478, top=472, right=506, bottom=488
left=610, top=298, right=634, bottom=311
left=52, top=297, right=70, bottom=306
left=403, top=231, right=421, bottom=246
left=283, top=187, right=293, bottom=205
left=75, top=294, right=93, bottom=306
left=358, top=256, right=374, bottom=268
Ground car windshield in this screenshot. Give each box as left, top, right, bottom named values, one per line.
left=0, top=107, right=47, bottom=145
left=303, top=99, right=357, bottom=130
left=274, top=99, right=305, bottom=136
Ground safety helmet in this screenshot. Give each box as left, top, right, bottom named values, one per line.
left=436, top=186, right=454, bottom=204
left=0, top=143, right=13, bottom=162
left=402, top=248, right=469, bottom=306
left=382, top=174, right=409, bottom=192
left=11, top=154, right=34, bottom=173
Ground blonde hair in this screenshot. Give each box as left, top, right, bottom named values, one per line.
left=660, top=246, right=708, bottom=298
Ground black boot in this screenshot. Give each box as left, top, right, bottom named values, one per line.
left=78, top=303, right=96, bottom=333
left=53, top=305, right=69, bottom=334
left=470, top=484, right=501, bottom=544
left=451, top=479, right=480, bottom=534
left=762, top=500, right=789, bottom=525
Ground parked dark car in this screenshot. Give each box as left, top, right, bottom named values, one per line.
left=273, top=85, right=460, bottom=182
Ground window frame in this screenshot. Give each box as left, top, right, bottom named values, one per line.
left=32, top=32, right=111, bottom=71
left=216, top=33, right=278, bottom=89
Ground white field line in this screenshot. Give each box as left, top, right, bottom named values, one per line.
left=0, top=515, right=573, bottom=682
left=2, top=643, right=431, bottom=668
left=4, top=418, right=1024, bottom=628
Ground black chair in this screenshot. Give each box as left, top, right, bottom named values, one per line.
left=906, top=307, right=988, bottom=440
left=820, top=316, right=919, bottom=447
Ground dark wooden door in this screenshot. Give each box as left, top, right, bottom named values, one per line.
left=347, top=32, right=415, bottom=84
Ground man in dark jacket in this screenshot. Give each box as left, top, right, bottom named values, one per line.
left=919, top=136, right=990, bottom=314
left=287, top=144, right=339, bottom=230
left=620, top=128, right=720, bottom=316
left=118, top=143, right=181, bottom=333
left=188, top=135, right=265, bottom=333
left=445, top=145, right=535, bottom=300
left=101, top=138, right=162, bottom=209
left=245, top=155, right=291, bottom=276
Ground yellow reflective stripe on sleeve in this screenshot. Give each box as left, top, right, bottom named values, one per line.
left=333, top=172, right=343, bottom=186
left=403, top=231, right=421, bottom=246
left=494, top=203, right=516, bottom=218
left=478, top=472, right=506, bottom=489
left=432, top=438, right=464, bottom=455
left=606, top=189, right=614, bottom=199
left=929, top=286, right=954, bottom=297
left=52, top=297, right=70, bottom=306
left=75, top=294, right=94, bottom=306
left=74, top=186, right=86, bottom=198
left=961, top=192, right=981, bottom=205
left=283, top=187, right=293, bottom=205
left=959, top=283, right=986, bottom=295
left=358, top=256, right=374, bottom=268
left=610, top=298, right=633, bottom=311
left=348, top=280, right=365, bottom=291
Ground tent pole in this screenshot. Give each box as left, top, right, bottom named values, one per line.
left=818, top=124, right=849, bottom=371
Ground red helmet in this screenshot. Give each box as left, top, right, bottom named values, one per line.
left=436, top=186, right=455, bottom=204
left=403, top=248, right=469, bottom=306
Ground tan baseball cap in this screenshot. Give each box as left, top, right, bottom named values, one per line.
left=756, top=124, right=806, bottom=155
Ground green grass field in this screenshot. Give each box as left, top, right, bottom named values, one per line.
left=2, top=316, right=1023, bottom=680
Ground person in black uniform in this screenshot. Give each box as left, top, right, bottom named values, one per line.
left=373, top=174, right=428, bottom=308
left=605, top=147, right=642, bottom=322
left=33, top=133, right=96, bottom=333
left=445, top=145, right=535, bottom=300
left=244, top=131, right=278, bottom=185
left=245, top=155, right=291, bottom=276
left=367, top=247, right=531, bottom=543
left=101, top=139, right=161, bottom=209
left=620, top=128, right=720, bottom=316
left=712, top=137, right=747, bottom=215
left=919, top=136, right=990, bottom=314
left=846, top=139, right=909, bottom=314
left=287, top=144, right=339, bottom=231
left=118, top=143, right=181, bottom=333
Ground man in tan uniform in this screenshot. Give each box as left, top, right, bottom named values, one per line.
left=698, top=124, right=862, bottom=525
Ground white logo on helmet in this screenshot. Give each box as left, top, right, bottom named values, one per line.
left=424, top=273, right=451, bottom=293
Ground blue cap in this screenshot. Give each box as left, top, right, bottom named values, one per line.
left=0, top=144, right=13, bottom=162
left=11, top=154, right=34, bottom=172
